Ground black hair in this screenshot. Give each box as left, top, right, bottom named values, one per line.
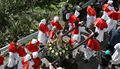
left=40, top=45, right=44, bottom=48
left=41, top=63, right=47, bottom=69
left=74, top=20, right=79, bottom=27
left=13, top=38, right=18, bottom=43
left=22, top=44, right=25, bottom=46
left=90, top=3, right=95, bottom=8
left=57, top=31, right=61, bottom=35
left=79, top=2, right=84, bottom=7
left=65, top=4, right=69, bottom=9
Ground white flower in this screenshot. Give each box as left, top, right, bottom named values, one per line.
left=66, top=48, right=68, bottom=50
left=60, top=52, right=62, bottom=55
left=63, top=50, right=65, bottom=53
left=51, top=50, right=54, bottom=53
left=49, top=44, right=51, bottom=46
left=55, top=52, right=58, bottom=55
left=49, top=47, right=52, bottom=50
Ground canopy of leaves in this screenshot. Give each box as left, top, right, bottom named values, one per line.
left=0, top=0, right=88, bottom=48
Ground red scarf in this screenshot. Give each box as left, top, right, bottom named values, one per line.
left=22, top=57, right=29, bottom=69
left=103, top=4, right=111, bottom=13
left=108, top=11, right=120, bottom=20
left=8, top=42, right=17, bottom=53
left=94, top=18, right=108, bottom=30
left=0, top=56, right=4, bottom=66
left=32, top=57, right=41, bottom=69
left=87, top=6, right=97, bottom=16
left=18, top=45, right=27, bottom=57
left=69, top=38, right=76, bottom=48
left=49, top=30, right=55, bottom=39
left=51, top=20, right=63, bottom=30
left=27, top=41, right=40, bottom=52
left=68, top=14, right=79, bottom=27
left=87, top=34, right=100, bottom=51
left=39, top=23, right=49, bottom=34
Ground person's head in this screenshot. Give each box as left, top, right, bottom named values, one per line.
left=105, top=50, right=111, bottom=55
left=79, top=2, right=84, bottom=7
left=54, top=16, right=59, bottom=22
left=57, top=67, right=63, bottom=69
left=40, top=19, right=46, bottom=25
left=65, top=4, right=69, bottom=10
left=117, top=26, right=120, bottom=32
left=41, top=63, right=46, bottom=68
left=90, top=3, right=95, bottom=8
left=13, top=38, right=18, bottom=44
left=119, top=4, right=120, bottom=8
left=31, top=39, right=37, bottom=45
left=107, top=0, right=113, bottom=6
left=74, top=20, right=79, bottom=27
left=22, top=44, right=26, bottom=48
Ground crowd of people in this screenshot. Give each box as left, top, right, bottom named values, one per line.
left=0, top=0, right=120, bottom=69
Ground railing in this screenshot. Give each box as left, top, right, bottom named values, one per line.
left=0, top=0, right=96, bottom=56
left=0, top=31, right=39, bottom=56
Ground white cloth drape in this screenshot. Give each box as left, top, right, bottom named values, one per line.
left=111, top=43, right=120, bottom=64
left=86, top=14, right=96, bottom=28
left=95, top=27, right=105, bottom=42
left=38, top=30, right=48, bottom=45
left=7, top=52, right=19, bottom=67
left=106, top=18, right=117, bottom=33
left=84, top=47, right=95, bottom=60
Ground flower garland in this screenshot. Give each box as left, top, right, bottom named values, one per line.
left=47, top=42, right=72, bottom=58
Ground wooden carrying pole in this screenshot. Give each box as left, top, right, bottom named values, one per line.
left=51, top=32, right=98, bottom=65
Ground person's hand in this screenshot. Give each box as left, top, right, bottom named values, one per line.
left=49, top=63, right=52, bottom=66
left=79, top=21, right=84, bottom=26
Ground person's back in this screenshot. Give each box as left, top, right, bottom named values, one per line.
left=61, top=4, right=70, bottom=21
left=109, top=29, right=120, bottom=46
left=98, top=50, right=111, bottom=69
left=74, top=2, right=84, bottom=21
left=100, top=54, right=111, bottom=67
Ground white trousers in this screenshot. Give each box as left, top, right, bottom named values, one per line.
left=101, top=11, right=109, bottom=21
left=7, top=52, right=19, bottom=68
left=95, top=27, right=104, bottom=42
left=111, top=50, right=120, bottom=64
left=17, top=57, right=23, bottom=69
left=72, top=43, right=80, bottom=58
left=106, top=18, right=117, bottom=33
left=28, top=60, right=34, bottom=69
left=84, top=47, right=95, bottom=60
left=38, top=31, right=48, bottom=45
left=0, top=61, right=5, bottom=69
left=86, top=14, right=96, bottom=28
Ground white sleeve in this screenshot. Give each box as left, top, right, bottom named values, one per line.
left=74, top=10, right=80, bottom=17
left=66, top=13, right=70, bottom=20
left=114, top=43, right=120, bottom=49
left=29, top=60, right=34, bottom=66
left=80, top=27, right=85, bottom=32
left=103, top=28, right=107, bottom=32
left=49, top=64, right=54, bottom=69
left=108, top=6, right=115, bottom=11
left=39, top=23, right=41, bottom=26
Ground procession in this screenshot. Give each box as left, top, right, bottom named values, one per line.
left=0, top=0, right=120, bottom=69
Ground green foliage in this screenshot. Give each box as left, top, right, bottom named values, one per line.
left=0, top=0, right=88, bottom=48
